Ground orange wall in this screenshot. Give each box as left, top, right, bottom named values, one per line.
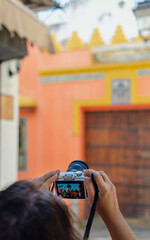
left=138, top=76, right=150, bottom=97
left=19, top=43, right=150, bottom=181
left=19, top=43, right=100, bottom=179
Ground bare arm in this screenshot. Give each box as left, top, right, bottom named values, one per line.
left=84, top=169, right=137, bottom=240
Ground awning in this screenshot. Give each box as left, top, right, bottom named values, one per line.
left=0, top=0, right=54, bottom=53
left=19, top=94, right=37, bottom=108
left=19, top=0, right=61, bottom=12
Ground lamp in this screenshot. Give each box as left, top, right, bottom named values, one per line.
left=133, top=1, right=150, bottom=40
left=8, top=61, right=20, bottom=77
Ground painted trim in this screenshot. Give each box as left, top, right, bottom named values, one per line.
left=41, top=73, right=105, bottom=83
left=73, top=99, right=109, bottom=135
left=73, top=69, right=150, bottom=135
left=40, top=60, right=150, bottom=77
left=138, top=69, right=150, bottom=76
left=82, top=104, right=150, bottom=112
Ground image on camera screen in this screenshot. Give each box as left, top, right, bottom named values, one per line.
left=56, top=181, right=85, bottom=199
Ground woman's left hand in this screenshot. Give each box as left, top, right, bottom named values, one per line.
left=32, top=169, right=60, bottom=191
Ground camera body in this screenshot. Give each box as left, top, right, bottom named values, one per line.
left=57, top=171, right=84, bottom=180
left=55, top=160, right=88, bottom=199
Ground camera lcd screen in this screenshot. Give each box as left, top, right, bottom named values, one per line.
left=55, top=181, right=85, bottom=199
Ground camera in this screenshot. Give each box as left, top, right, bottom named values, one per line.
left=55, top=160, right=88, bottom=199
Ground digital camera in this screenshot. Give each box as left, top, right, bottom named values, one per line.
left=55, top=160, right=88, bottom=199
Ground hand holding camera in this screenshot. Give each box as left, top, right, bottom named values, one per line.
left=32, top=169, right=60, bottom=191
left=32, top=160, right=137, bottom=240
left=84, top=169, right=120, bottom=222
left=54, top=160, right=120, bottom=221
left=32, top=160, right=120, bottom=221
left=84, top=169, right=136, bottom=240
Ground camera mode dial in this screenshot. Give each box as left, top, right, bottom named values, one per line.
left=75, top=171, right=82, bottom=176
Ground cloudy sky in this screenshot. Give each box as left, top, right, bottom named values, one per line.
left=37, top=0, right=140, bottom=43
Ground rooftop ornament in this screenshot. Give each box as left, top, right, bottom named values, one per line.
left=133, top=0, right=150, bottom=40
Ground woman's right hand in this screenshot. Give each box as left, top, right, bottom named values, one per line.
left=84, top=169, right=137, bottom=240
left=84, top=169, right=120, bottom=222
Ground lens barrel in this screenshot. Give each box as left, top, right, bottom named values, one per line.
left=67, top=160, right=88, bottom=172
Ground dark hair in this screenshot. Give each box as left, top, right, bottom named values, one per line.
left=0, top=180, right=81, bottom=240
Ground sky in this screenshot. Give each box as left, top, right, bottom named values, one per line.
left=54, top=0, right=142, bottom=8
left=37, top=0, right=139, bottom=25
left=37, top=0, right=141, bottom=43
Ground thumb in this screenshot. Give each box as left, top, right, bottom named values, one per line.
left=41, top=174, right=58, bottom=191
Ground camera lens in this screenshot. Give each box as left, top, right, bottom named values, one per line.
left=67, top=160, right=88, bottom=172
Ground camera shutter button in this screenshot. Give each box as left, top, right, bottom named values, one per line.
left=76, top=171, right=82, bottom=176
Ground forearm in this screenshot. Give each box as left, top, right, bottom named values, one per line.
left=102, top=211, right=137, bottom=240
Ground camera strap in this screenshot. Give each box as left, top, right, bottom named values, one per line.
left=83, top=173, right=98, bottom=240
left=50, top=183, right=54, bottom=192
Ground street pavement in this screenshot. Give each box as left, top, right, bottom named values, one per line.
left=78, top=219, right=150, bottom=240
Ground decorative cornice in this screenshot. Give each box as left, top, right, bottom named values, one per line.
left=51, top=34, right=63, bottom=52
left=38, top=25, right=145, bottom=52
left=134, top=35, right=142, bottom=42
left=111, top=25, right=128, bottom=44
left=92, top=42, right=150, bottom=63
left=66, top=31, right=85, bottom=50
left=88, top=28, right=105, bottom=48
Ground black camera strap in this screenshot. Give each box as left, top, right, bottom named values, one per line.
left=50, top=183, right=54, bottom=192
left=83, top=173, right=99, bottom=240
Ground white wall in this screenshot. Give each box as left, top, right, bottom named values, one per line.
left=0, top=60, right=19, bottom=189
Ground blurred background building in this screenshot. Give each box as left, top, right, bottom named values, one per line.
left=0, top=0, right=56, bottom=188
left=1, top=0, right=150, bottom=220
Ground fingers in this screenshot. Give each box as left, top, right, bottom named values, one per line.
left=84, top=169, right=112, bottom=192
left=32, top=170, right=60, bottom=191
left=41, top=170, right=60, bottom=182
left=43, top=173, right=59, bottom=190
left=84, top=169, right=111, bottom=183
left=84, top=177, right=95, bottom=201
left=84, top=169, right=105, bottom=189
left=99, top=171, right=112, bottom=184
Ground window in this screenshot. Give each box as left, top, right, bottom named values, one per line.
left=18, top=118, right=27, bottom=171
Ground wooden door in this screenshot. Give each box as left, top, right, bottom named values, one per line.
left=85, top=110, right=150, bottom=218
